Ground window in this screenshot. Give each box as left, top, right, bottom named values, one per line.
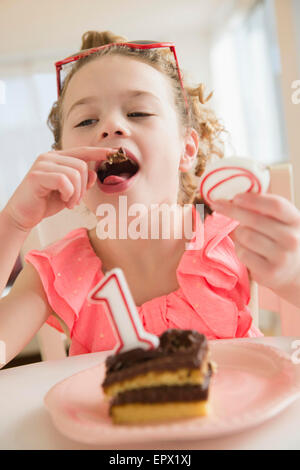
left=210, top=0, right=287, bottom=165
left=0, top=73, right=56, bottom=209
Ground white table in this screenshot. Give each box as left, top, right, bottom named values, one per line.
left=1, top=336, right=300, bottom=450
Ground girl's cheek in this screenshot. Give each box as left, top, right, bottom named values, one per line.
left=62, top=131, right=86, bottom=149
left=61, top=121, right=80, bottom=147
left=60, top=128, right=69, bottom=150
left=82, top=187, right=97, bottom=213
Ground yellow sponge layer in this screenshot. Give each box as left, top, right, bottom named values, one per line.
left=104, top=367, right=207, bottom=397
left=111, top=401, right=209, bottom=424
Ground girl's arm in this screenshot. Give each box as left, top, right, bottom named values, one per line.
left=0, top=261, right=54, bottom=368
left=0, top=146, right=111, bottom=367
left=0, top=209, right=30, bottom=296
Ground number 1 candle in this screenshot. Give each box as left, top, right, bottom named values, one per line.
left=88, top=268, right=159, bottom=353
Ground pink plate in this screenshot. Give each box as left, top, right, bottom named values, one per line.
left=44, top=340, right=300, bottom=446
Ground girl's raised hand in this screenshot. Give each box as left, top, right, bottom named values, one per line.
left=3, top=147, right=112, bottom=232
left=210, top=192, right=300, bottom=305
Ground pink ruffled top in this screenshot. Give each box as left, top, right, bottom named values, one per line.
left=25, top=208, right=263, bottom=356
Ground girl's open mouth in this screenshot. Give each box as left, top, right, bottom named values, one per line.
left=96, top=148, right=140, bottom=194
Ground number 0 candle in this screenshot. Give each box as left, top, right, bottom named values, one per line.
left=88, top=268, right=159, bottom=353
left=199, top=157, right=270, bottom=204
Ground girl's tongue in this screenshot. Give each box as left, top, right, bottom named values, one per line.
left=103, top=173, right=132, bottom=185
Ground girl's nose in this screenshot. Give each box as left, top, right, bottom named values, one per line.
left=101, top=129, right=124, bottom=138
left=98, top=117, right=130, bottom=140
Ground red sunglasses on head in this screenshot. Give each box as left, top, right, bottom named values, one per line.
left=55, top=40, right=189, bottom=113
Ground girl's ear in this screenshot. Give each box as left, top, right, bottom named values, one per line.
left=179, top=128, right=199, bottom=172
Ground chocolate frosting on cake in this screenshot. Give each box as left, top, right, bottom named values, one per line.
left=103, top=329, right=208, bottom=387
left=110, top=383, right=210, bottom=409
left=110, top=365, right=212, bottom=410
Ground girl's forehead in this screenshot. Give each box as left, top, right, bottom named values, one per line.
left=63, top=54, right=173, bottom=108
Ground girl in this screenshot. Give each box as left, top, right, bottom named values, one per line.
left=1, top=31, right=300, bottom=366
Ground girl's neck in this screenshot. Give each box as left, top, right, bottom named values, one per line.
left=87, top=204, right=194, bottom=277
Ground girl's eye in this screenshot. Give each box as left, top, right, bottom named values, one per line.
left=75, top=119, right=98, bottom=128
left=128, top=112, right=153, bottom=118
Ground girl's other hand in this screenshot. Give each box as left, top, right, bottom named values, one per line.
left=210, top=193, right=300, bottom=297
left=3, top=146, right=112, bottom=232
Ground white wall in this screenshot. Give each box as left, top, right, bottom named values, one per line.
left=292, top=0, right=300, bottom=75
left=0, top=0, right=216, bottom=77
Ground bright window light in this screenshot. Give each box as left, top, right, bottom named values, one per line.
left=210, top=1, right=287, bottom=165
left=0, top=73, right=56, bottom=208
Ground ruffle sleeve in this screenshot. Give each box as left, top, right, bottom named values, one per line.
left=176, top=209, right=254, bottom=338
left=25, top=228, right=102, bottom=336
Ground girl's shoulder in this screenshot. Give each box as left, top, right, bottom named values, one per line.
left=38, top=227, right=90, bottom=255
left=24, top=226, right=102, bottom=295
left=25, top=227, right=97, bottom=263
left=23, top=226, right=103, bottom=337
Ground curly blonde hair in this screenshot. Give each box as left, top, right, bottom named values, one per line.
left=47, top=30, right=225, bottom=213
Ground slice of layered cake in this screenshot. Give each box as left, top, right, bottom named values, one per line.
left=102, top=329, right=213, bottom=424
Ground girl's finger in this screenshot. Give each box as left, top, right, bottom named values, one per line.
left=31, top=171, right=74, bottom=202
left=233, top=240, right=271, bottom=283
left=87, top=170, right=97, bottom=189
left=211, top=200, right=299, bottom=250
left=233, top=225, right=281, bottom=263
left=233, top=192, right=300, bottom=226
left=42, top=155, right=89, bottom=199
left=36, top=161, right=82, bottom=208
left=55, top=146, right=115, bottom=164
